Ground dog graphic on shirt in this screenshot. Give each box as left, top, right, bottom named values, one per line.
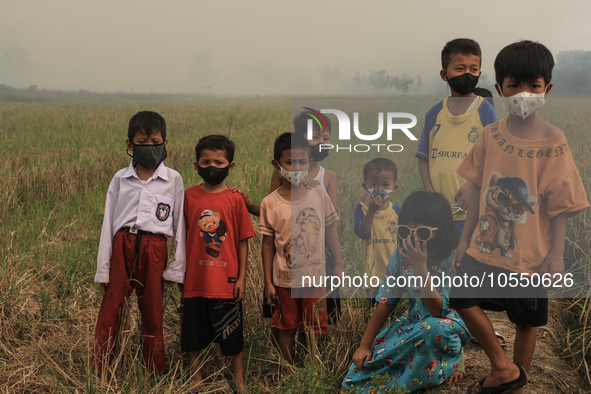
left=289, top=207, right=321, bottom=269
left=198, top=209, right=227, bottom=258
left=476, top=171, right=538, bottom=258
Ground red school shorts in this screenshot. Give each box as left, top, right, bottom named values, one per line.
left=271, top=286, right=328, bottom=337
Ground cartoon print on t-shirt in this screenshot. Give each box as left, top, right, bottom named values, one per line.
left=283, top=238, right=292, bottom=267
left=475, top=171, right=538, bottom=258
left=198, top=209, right=227, bottom=258
left=289, top=207, right=321, bottom=268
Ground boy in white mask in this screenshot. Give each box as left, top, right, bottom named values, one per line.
left=259, top=132, right=343, bottom=378
left=451, top=41, right=589, bottom=394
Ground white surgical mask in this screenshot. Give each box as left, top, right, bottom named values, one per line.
left=278, top=165, right=308, bottom=187
left=500, top=90, right=546, bottom=119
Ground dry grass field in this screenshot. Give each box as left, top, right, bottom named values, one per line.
left=0, top=96, right=589, bottom=393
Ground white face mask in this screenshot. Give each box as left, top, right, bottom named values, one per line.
left=365, top=186, right=395, bottom=201
left=278, top=165, right=308, bottom=187
left=500, top=90, right=546, bottom=119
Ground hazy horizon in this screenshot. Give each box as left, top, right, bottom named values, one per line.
left=2, top=1, right=590, bottom=95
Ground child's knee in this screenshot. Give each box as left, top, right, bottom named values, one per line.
left=279, top=327, right=298, bottom=339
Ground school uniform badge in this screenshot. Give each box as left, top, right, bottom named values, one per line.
left=156, top=203, right=171, bottom=221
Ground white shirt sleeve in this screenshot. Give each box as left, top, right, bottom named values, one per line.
left=162, top=173, right=187, bottom=283
left=94, top=175, right=119, bottom=283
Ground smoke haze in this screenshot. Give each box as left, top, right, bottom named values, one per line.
left=1, top=0, right=589, bottom=95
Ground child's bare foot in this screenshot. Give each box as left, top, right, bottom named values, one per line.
left=233, top=377, right=244, bottom=393
left=264, top=365, right=281, bottom=385
left=187, top=372, right=203, bottom=393
left=187, top=383, right=202, bottom=393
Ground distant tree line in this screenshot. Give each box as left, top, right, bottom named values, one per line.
left=352, top=70, right=414, bottom=94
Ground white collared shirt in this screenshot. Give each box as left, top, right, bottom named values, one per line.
left=95, top=160, right=186, bottom=284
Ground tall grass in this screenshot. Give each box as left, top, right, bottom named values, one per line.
left=1, top=96, right=590, bottom=392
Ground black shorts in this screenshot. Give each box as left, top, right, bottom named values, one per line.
left=180, top=297, right=244, bottom=356
left=449, top=254, right=548, bottom=327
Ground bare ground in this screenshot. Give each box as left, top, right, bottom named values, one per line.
left=432, top=308, right=588, bottom=394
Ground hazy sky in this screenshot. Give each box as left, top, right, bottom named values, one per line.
left=1, top=0, right=590, bottom=95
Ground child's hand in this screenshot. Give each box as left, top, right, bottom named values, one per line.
left=447, top=371, right=464, bottom=383
left=332, top=264, right=344, bottom=281
left=302, top=179, right=320, bottom=189
left=264, top=283, right=277, bottom=306
left=352, top=345, right=372, bottom=370
left=540, top=250, right=565, bottom=290
left=100, top=283, right=108, bottom=296
left=230, top=187, right=250, bottom=205
left=234, top=278, right=246, bottom=302
left=367, top=196, right=384, bottom=213
left=452, top=239, right=469, bottom=274
left=399, top=233, right=428, bottom=270
left=454, top=183, right=473, bottom=211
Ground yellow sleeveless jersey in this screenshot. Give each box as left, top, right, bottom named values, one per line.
left=416, top=97, right=497, bottom=220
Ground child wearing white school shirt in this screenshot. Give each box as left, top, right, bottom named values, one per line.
left=93, top=110, right=186, bottom=374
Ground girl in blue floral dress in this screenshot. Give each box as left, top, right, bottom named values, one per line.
left=341, top=191, right=471, bottom=393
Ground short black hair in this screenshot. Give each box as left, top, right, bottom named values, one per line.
left=195, top=135, right=235, bottom=162
left=128, top=111, right=166, bottom=141
left=363, top=158, right=398, bottom=182
left=292, top=109, right=332, bottom=139
left=494, top=40, right=554, bottom=86
left=441, top=38, right=482, bottom=71
left=473, top=87, right=495, bottom=108
left=397, top=191, right=459, bottom=262
left=273, top=132, right=311, bottom=162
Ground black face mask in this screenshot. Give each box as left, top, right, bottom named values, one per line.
left=127, top=143, right=167, bottom=169
left=447, top=72, right=479, bottom=95
left=198, top=165, right=230, bottom=185
left=310, top=143, right=329, bottom=162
